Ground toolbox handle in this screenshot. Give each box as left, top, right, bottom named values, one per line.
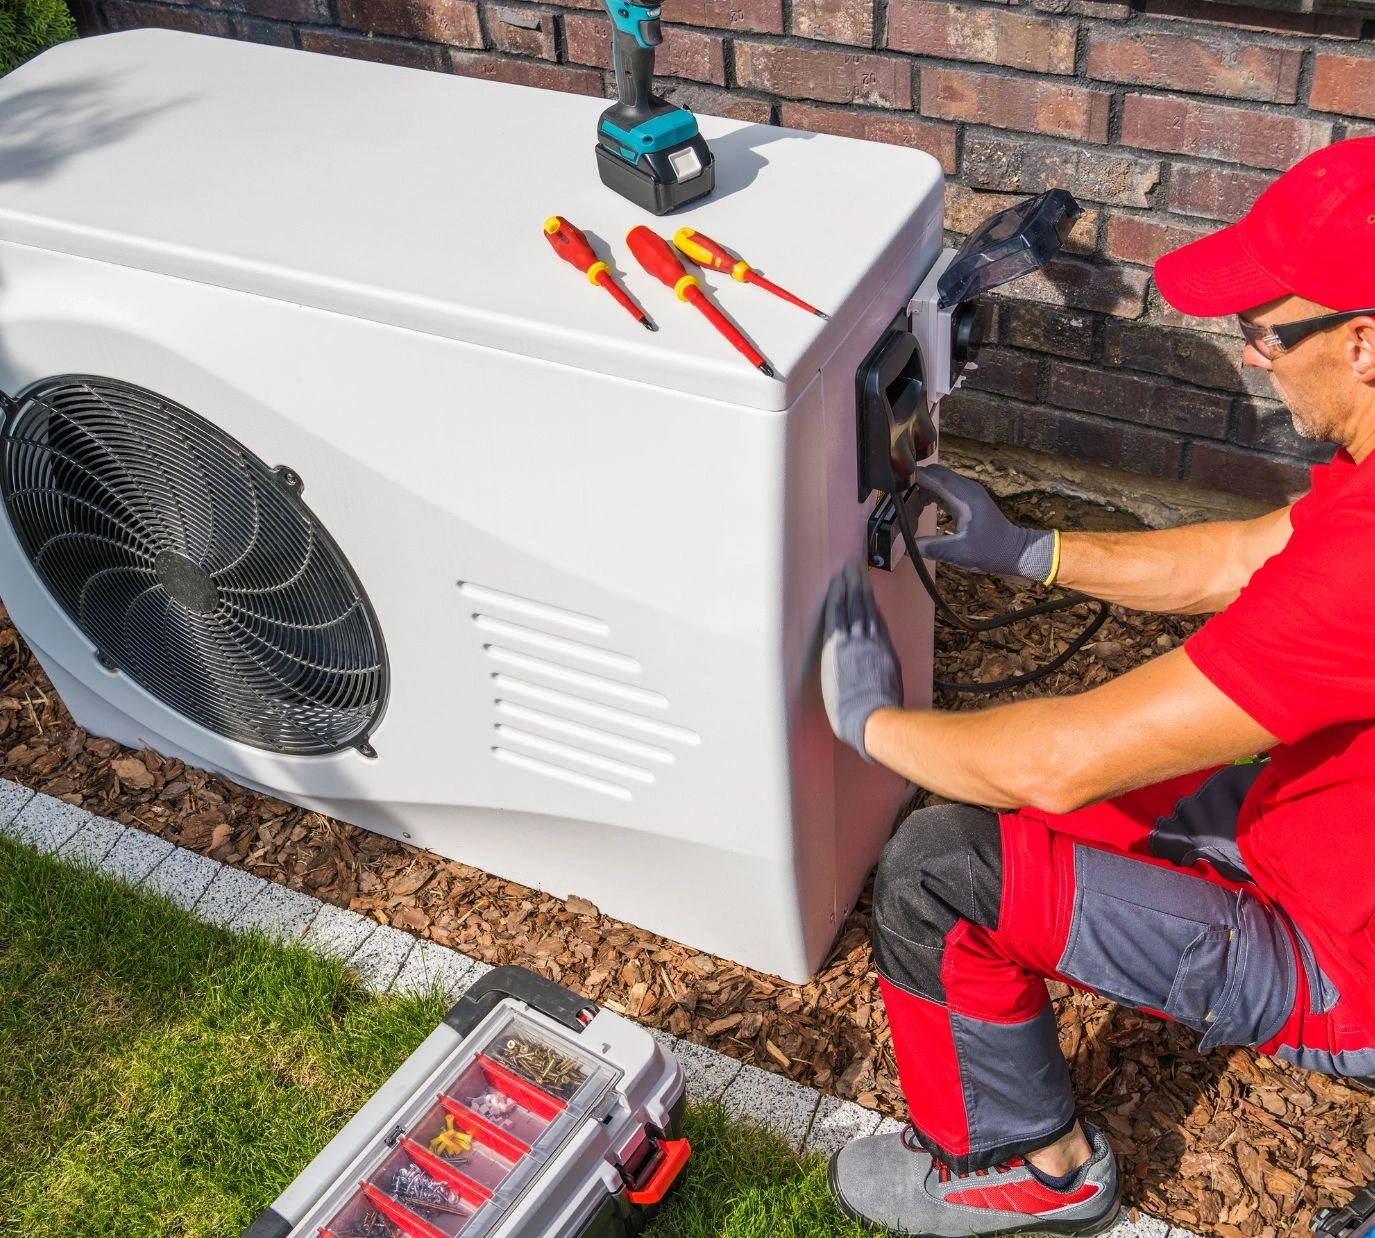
left=626, top=1138, right=691, bottom=1207
left=445, top=965, right=597, bottom=1038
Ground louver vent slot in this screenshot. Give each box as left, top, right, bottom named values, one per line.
left=0, top=376, right=388, bottom=756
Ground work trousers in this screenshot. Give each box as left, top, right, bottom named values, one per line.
left=873, top=763, right=1374, bottom=1174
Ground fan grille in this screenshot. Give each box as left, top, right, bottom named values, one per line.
left=1, top=376, right=388, bottom=756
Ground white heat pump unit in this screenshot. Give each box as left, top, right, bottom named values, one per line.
left=0, top=31, right=1068, bottom=981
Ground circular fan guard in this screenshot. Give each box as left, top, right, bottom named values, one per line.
left=1, top=376, right=388, bottom=756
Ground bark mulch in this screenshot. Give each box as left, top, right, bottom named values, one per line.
left=1, top=483, right=1370, bottom=1236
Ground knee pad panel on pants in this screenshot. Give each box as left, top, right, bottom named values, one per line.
left=872, top=803, right=1003, bottom=1002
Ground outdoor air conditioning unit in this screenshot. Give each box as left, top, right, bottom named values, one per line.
left=0, top=30, right=1020, bottom=982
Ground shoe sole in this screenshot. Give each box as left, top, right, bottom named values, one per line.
left=826, top=1155, right=1122, bottom=1238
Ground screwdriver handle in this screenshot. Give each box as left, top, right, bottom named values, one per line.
left=673, top=228, right=751, bottom=282
left=544, top=216, right=603, bottom=282
left=627, top=225, right=700, bottom=301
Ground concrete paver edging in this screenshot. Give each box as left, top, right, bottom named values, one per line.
left=0, top=779, right=1187, bottom=1237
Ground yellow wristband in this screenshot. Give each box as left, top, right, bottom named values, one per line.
left=1042, top=529, right=1062, bottom=587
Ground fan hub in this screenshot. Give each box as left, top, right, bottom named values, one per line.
left=155, top=550, right=220, bottom=615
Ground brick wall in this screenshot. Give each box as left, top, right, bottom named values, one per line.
left=66, top=0, right=1375, bottom=502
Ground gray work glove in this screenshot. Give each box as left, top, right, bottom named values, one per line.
left=912, top=464, right=1056, bottom=583
left=820, top=563, right=903, bottom=762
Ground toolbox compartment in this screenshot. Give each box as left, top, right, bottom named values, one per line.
left=246, top=968, right=687, bottom=1238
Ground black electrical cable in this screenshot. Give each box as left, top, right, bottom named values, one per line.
left=886, top=478, right=1111, bottom=695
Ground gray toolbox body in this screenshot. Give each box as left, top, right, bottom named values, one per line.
left=244, top=967, right=688, bottom=1238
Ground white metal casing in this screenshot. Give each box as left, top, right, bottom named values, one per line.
left=0, top=30, right=945, bottom=981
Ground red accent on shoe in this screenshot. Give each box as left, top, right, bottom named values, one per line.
left=946, top=1180, right=1102, bottom=1213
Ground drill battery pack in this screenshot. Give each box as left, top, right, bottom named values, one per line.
left=241, top=966, right=689, bottom=1238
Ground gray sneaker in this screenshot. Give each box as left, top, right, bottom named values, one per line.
left=827, top=1121, right=1120, bottom=1236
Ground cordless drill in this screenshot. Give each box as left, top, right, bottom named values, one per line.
left=595, top=1, right=715, bottom=215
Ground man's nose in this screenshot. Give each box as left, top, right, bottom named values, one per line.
left=1242, top=341, right=1273, bottom=371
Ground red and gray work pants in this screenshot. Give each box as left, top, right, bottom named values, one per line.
left=874, top=763, right=1375, bottom=1174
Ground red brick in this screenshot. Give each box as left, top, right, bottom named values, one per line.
left=301, top=28, right=445, bottom=68
left=1120, top=94, right=1332, bottom=172
left=792, top=0, right=873, bottom=47
left=100, top=2, right=233, bottom=35
left=1103, top=213, right=1212, bottom=267
left=339, top=0, right=481, bottom=46
left=1233, top=397, right=1337, bottom=463
left=1020, top=404, right=1187, bottom=479
left=449, top=50, right=604, bottom=94
left=488, top=8, right=556, bottom=60
left=734, top=43, right=911, bottom=108
left=963, top=347, right=1040, bottom=402
left=1187, top=442, right=1312, bottom=503
left=886, top=1, right=1075, bottom=74
left=658, top=26, right=727, bottom=84
left=660, top=0, right=782, bottom=35
left=1142, top=0, right=1363, bottom=41
left=1150, top=289, right=1244, bottom=338
left=921, top=66, right=1111, bottom=144
left=1311, top=54, right=1375, bottom=121
left=1004, top=255, right=1149, bottom=319
left=565, top=15, right=724, bottom=84
left=661, top=82, right=772, bottom=123
left=231, top=15, right=297, bottom=44
left=1103, top=320, right=1259, bottom=395
left=1087, top=29, right=1302, bottom=105
left=945, top=184, right=1098, bottom=255
left=885, top=0, right=1078, bottom=74
left=1030, top=0, right=1130, bottom=17
left=1046, top=361, right=1230, bottom=437
left=1166, top=162, right=1276, bottom=223
left=938, top=389, right=1023, bottom=449
left=68, top=0, right=102, bottom=34
left=963, top=134, right=1160, bottom=208
left=222, top=0, right=330, bottom=19
left=995, top=300, right=1094, bottom=361
left=779, top=103, right=956, bottom=172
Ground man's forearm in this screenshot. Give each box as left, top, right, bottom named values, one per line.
left=1054, top=508, right=1291, bottom=614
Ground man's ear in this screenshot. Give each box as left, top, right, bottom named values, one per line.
left=1349, top=318, right=1375, bottom=385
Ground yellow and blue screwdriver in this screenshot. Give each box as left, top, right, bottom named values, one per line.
left=673, top=229, right=830, bottom=320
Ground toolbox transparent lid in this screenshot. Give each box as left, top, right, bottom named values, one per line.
left=306, top=1010, right=619, bottom=1238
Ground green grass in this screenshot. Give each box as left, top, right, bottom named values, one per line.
left=0, top=0, right=77, bottom=76
left=0, top=836, right=869, bottom=1237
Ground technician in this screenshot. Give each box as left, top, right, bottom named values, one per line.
left=820, top=136, right=1375, bottom=1238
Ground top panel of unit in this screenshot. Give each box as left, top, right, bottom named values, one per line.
left=0, top=30, right=945, bottom=411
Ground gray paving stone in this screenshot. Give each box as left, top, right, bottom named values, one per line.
left=721, top=1062, right=820, bottom=1151
left=101, top=830, right=177, bottom=887
left=55, top=813, right=127, bottom=867
left=9, top=792, right=94, bottom=854
left=0, top=778, right=35, bottom=829
left=348, top=923, right=416, bottom=992
left=390, top=940, right=488, bottom=1002
left=138, top=847, right=222, bottom=912
left=299, top=902, right=379, bottom=963
left=192, top=865, right=271, bottom=927
left=230, top=883, right=321, bottom=943
left=873, top=1115, right=907, bottom=1138
left=802, top=1095, right=886, bottom=1159
left=649, top=1029, right=745, bottom=1103
left=1110, top=1214, right=1171, bottom=1237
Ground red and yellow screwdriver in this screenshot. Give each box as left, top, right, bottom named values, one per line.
left=544, top=216, right=656, bottom=331
left=673, top=228, right=830, bottom=320
left=626, top=226, right=775, bottom=377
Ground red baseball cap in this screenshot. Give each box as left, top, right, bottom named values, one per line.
left=1153, top=136, right=1375, bottom=317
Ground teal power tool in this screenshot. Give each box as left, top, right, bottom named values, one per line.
left=595, top=1, right=715, bottom=215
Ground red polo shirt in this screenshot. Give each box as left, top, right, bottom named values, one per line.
left=1186, top=449, right=1375, bottom=1015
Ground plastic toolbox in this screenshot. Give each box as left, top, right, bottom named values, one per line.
left=242, top=967, right=689, bottom=1238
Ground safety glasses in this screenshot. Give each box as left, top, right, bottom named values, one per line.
left=1238, top=308, right=1375, bottom=357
